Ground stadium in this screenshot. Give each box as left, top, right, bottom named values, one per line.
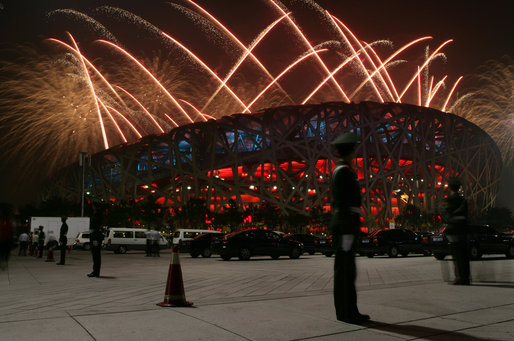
left=43, top=101, right=502, bottom=227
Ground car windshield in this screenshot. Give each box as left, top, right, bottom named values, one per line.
left=193, top=233, right=208, bottom=240
left=224, top=231, right=243, bottom=239
left=367, top=230, right=382, bottom=237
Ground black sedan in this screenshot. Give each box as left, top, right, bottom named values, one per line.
left=316, top=235, right=334, bottom=257
left=220, top=229, right=303, bottom=261
left=283, top=234, right=328, bottom=255
left=187, top=232, right=225, bottom=258
left=429, top=225, right=514, bottom=260
left=358, top=228, right=429, bottom=258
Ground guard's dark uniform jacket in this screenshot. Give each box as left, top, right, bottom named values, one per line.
left=57, top=221, right=68, bottom=265
left=443, top=192, right=468, bottom=236
left=329, top=160, right=362, bottom=243
left=37, top=230, right=45, bottom=258
left=329, top=160, right=363, bottom=320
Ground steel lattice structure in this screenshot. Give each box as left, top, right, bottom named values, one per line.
left=43, top=102, right=502, bottom=223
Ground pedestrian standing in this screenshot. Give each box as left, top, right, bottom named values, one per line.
left=151, top=230, right=161, bottom=257
left=56, top=216, right=68, bottom=265
left=30, top=231, right=38, bottom=256
left=37, top=226, right=45, bottom=258
left=0, top=209, right=14, bottom=270
left=443, top=177, right=470, bottom=285
left=18, top=231, right=29, bottom=256
left=145, top=229, right=152, bottom=257
left=329, top=133, right=370, bottom=324
left=88, top=204, right=104, bottom=278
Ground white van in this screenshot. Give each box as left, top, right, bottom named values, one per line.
left=103, top=228, right=168, bottom=254
left=74, top=231, right=91, bottom=250
left=31, top=216, right=90, bottom=246
left=172, top=229, right=222, bottom=250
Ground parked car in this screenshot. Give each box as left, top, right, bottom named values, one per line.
left=74, top=231, right=91, bottom=250
left=173, top=229, right=222, bottom=252
left=429, top=225, right=514, bottom=260
left=220, top=229, right=303, bottom=261
left=414, top=231, right=435, bottom=256
left=283, top=234, right=319, bottom=255
left=187, top=232, right=225, bottom=258
left=316, top=235, right=334, bottom=257
left=319, top=233, right=368, bottom=257
left=359, top=228, right=429, bottom=258
left=103, top=228, right=168, bottom=254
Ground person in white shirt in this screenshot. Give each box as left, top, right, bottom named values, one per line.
left=18, top=232, right=29, bottom=256
left=150, top=230, right=161, bottom=257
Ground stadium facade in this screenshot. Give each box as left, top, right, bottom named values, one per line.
left=43, top=101, right=502, bottom=224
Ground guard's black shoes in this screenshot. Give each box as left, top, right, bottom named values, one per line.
left=452, top=279, right=470, bottom=285
left=87, top=273, right=99, bottom=277
left=338, top=313, right=370, bottom=324
left=355, top=313, right=370, bottom=321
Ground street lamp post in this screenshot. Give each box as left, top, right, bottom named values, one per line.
left=79, top=152, right=89, bottom=217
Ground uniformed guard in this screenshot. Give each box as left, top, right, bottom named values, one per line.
left=88, top=225, right=104, bottom=278
left=37, top=226, right=45, bottom=258
left=56, top=216, right=68, bottom=265
left=329, top=132, right=370, bottom=324
left=88, top=205, right=104, bottom=278
left=443, top=177, right=470, bottom=285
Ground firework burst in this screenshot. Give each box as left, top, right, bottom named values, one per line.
left=1, top=0, right=464, bottom=199
left=449, top=57, right=514, bottom=168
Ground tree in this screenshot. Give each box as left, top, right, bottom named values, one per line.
left=254, top=202, right=280, bottom=229
left=475, top=207, right=513, bottom=232
left=398, top=204, right=422, bottom=229
left=284, top=212, right=309, bottom=234
left=38, top=197, right=79, bottom=217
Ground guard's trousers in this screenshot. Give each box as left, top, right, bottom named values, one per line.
left=451, top=240, right=470, bottom=282
left=59, top=244, right=67, bottom=264
left=92, top=247, right=101, bottom=276
left=334, top=249, right=358, bottom=319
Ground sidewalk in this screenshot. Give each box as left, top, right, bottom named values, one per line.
left=1, top=250, right=513, bottom=340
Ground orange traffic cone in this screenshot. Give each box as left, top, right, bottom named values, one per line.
left=45, top=247, right=55, bottom=262
left=157, top=245, right=193, bottom=307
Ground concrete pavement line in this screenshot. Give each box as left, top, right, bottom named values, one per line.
left=173, top=309, right=255, bottom=341
left=306, top=271, right=332, bottom=292
left=0, top=314, right=69, bottom=325
left=20, top=263, right=43, bottom=285
left=68, top=312, right=96, bottom=341
left=436, top=303, right=514, bottom=321
left=71, top=284, right=164, bottom=311
left=194, top=289, right=332, bottom=307
left=357, top=279, right=442, bottom=291
left=288, top=324, right=365, bottom=341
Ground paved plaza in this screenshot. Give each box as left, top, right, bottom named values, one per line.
left=1, top=249, right=513, bottom=340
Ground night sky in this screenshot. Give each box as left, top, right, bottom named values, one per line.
left=0, top=0, right=512, bottom=209
left=2, top=0, right=512, bottom=77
